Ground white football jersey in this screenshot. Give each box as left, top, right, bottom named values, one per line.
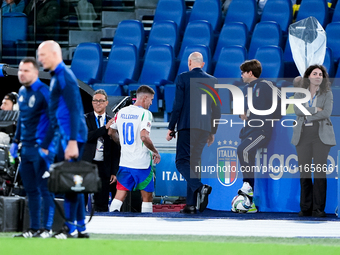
left=111, top=105, right=153, bottom=169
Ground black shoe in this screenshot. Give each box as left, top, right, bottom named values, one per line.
left=94, top=205, right=108, bottom=212
left=197, top=184, right=212, bottom=212
left=52, top=225, right=77, bottom=239
left=95, top=209, right=108, bottom=212
left=78, top=231, right=90, bottom=238
left=13, top=229, right=37, bottom=238
left=298, top=211, right=312, bottom=217
left=312, top=209, right=326, bottom=217
left=180, top=205, right=197, bottom=214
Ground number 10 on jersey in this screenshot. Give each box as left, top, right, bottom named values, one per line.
left=123, top=122, right=134, bottom=145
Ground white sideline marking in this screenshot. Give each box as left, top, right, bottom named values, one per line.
left=86, top=216, right=340, bottom=238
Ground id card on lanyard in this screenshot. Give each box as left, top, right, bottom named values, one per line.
left=305, top=94, right=317, bottom=126
left=96, top=116, right=106, bottom=152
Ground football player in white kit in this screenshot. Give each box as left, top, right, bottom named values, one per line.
left=107, top=85, right=161, bottom=213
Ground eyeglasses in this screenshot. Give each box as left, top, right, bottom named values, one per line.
left=241, top=71, right=248, bottom=75
left=92, top=99, right=107, bottom=104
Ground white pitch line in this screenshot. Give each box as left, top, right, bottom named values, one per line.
left=86, top=216, right=340, bottom=238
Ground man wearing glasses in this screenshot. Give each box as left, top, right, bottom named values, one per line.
left=82, top=89, right=120, bottom=212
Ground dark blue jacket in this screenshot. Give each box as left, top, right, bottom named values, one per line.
left=14, top=78, right=56, bottom=151
left=41, top=62, right=87, bottom=149
left=239, top=79, right=277, bottom=139
left=168, top=68, right=221, bottom=134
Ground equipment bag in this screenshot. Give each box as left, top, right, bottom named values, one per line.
left=48, top=160, right=101, bottom=193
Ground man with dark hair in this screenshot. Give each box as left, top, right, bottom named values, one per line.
left=107, top=85, right=161, bottom=213
left=1, top=92, right=19, bottom=111
left=11, top=57, right=56, bottom=238
left=38, top=40, right=88, bottom=238
left=236, top=59, right=280, bottom=213
left=82, top=89, right=120, bottom=212
left=166, top=52, right=221, bottom=214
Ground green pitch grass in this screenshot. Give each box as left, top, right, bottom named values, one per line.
left=1, top=233, right=340, bottom=255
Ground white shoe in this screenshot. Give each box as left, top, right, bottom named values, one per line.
left=238, top=182, right=253, bottom=198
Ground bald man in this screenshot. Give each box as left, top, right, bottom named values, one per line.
left=38, top=40, right=89, bottom=239
left=166, top=52, right=221, bottom=214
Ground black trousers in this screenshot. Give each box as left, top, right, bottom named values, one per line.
left=237, top=131, right=270, bottom=189
left=93, top=160, right=110, bottom=211
left=295, top=123, right=331, bottom=213
left=176, top=129, right=209, bottom=206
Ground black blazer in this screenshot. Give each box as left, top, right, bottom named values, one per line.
left=82, top=111, right=120, bottom=177
left=168, top=68, right=221, bottom=134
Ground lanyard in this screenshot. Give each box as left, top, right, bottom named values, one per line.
left=308, top=93, right=317, bottom=107
left=95, top=116, right=106, bottom=128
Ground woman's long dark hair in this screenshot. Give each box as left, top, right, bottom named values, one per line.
left=302, top=64, right=331, bottom=94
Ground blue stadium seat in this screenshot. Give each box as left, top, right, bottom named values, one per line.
left=334, top=60, right=340, bottom=78
left=323, top=47, right=335, bottom=78
left=213, top=22, right=248, bottom=62
left=2, top=12, right=27, bottom=65
left=71, top=43, right=103, bottom=85
left=113, top=20, right=145, bottom=58
left=283, top=36, right=300, bottom=77
left=326, top=22, right=340, bottom=63
left=224, top=0, right=257, bottom=32
left=146, top=21, right=179, bottom=56
left=296, top=0, right=329, bottom=28
left=214, top=46, right=247, bottom=79
left=261, top=0, right=293, bottom=33
left=332, top=0, right=340, bottom=22
left=128, top=45, right=175, bottom=112
left=92, top=84, right=122, bottom=96
left=164, top=84, right=176, bottom=118
left=177, top=20, right=213, bottom=60
left=214, top=46, right=247, bottom=114
left=248, top=21, right=282, bottom=60
left=331, top=86, right=340, bottom=115
left=188, top=0, right=222, bottom=32
left=92, top=44, right=139, bottom=96
left=177, top=45, right=211, bottom=76
left=153, top=0, right=186, bottom=35
left=254, top=46, right=284, bottom=79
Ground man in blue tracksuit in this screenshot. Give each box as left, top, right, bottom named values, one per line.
left=11, top=57, right=56, bottom=238
left=38, top=40, right=88, bottom=239
left=236, top=59, right=281, bottom=213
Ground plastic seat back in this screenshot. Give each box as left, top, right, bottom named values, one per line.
left=71, top=43, right=103, bottom=84
left=178, top=20, right=213, bottom=59
left=255, top=46, right=284, bottom=79
left=224, top=0, right=257, bottom=32
left=248, top=21, right=282, bottom=59
left=113, top=20, right=145, bottom=57
left=102, top=43, right=139, bottom=84
left=261, top=0, right=292, bottom=32
left=188, top=0, right=222, bottom=32
left=213, top=22, right=248, bottom=61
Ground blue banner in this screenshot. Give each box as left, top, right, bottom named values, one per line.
left=201, top=114, right=340, bottom=213
left=155, top=152, right=187, bottom=197
left=154, top=115, right=340, bottom=214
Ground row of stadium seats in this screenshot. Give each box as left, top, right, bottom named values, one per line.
left=70, top=41, right=289, bottom=114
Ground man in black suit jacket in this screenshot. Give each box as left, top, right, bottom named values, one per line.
left=82, top=89, right=120, bottom=212
left=166, top=52, right=221, bottom=214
